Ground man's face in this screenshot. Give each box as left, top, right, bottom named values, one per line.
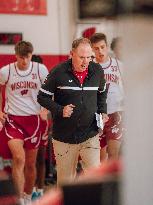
left=92, top=40, right=109, bottom=63
left=71, top=43, right=92, bottom=72
left=16, top=53, right=32, bottom=70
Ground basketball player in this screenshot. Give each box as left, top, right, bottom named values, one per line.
left=90, top=33, right=124, bottom=161
left=0, top=41, right=48, bottom=205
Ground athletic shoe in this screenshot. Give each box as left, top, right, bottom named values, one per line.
left=31, top=191, right=38, bottom=201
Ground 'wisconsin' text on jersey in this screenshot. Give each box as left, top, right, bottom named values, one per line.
left=11, top=81, right=37, bottom=91
left=100, top=57, right=124, bottom=114
left=104, top=73, right=119, bottom=84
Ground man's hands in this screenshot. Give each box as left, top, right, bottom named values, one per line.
left=63, top=105, right=109, bottom=123
left=0, top=111, right=7, bottom=125
left=40, top=108, right=49, bottom=121
left=63, top=104, right=75, bottom=118
left=102, top=113, right=109, bottom=123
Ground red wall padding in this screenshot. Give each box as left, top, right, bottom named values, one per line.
left=0, top=54, right=69, bottom=71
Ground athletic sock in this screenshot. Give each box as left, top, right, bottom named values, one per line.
left=37, top=188, right=44, bottom=196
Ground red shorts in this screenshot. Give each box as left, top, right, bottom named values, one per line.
left=39, top=118, right=49, bottom=147
left=100, top=111, right=124, bottom=148
left=5, top=115, right=41, bottom=150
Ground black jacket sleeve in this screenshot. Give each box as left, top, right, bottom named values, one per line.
left=37, top=68, right=63, bottom=117
left=97, top=67, right=107, bottom=114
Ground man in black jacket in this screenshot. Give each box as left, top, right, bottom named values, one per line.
left=37, top=37, right=108, bottom=185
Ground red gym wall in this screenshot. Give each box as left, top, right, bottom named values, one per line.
left=0, top=54, right=68, bottom=71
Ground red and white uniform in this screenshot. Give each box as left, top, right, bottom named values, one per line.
left=0, top=61, right=48, bottom=115
left=0, top=61, right=48, bottom=149
left=100, top=57, right=124, bottom=146
left=100, top=57, right=124, bottom=114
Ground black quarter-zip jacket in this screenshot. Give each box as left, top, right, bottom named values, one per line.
left=37, top=59, right=107, bottom=144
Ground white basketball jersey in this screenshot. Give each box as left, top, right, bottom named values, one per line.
left=100, top=57, right=124, bottom=114
left=0, top=61, right=48, bottom=116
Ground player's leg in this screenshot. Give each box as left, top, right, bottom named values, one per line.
left=8, top=139, right=25, bottom=196
left=35, top=146, right=46, bottom=195
left=24, top=148, right=38, bottom=204
left=5, top=115, right=27, bottom=203
left=22, top=115, right=41, bottom=203
left=34, top=117, right=49, bottom=197
left=99, top=122, right=109, bottom=162
left=107, top=139, right=121, bottom=160
left=24, top=148, right=38, bottom=193
left=107, top=112, right=123, bottom=160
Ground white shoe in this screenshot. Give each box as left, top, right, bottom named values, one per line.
left=24, top=198, right=31, bottom=205
left=19, top=198, right=25, bottom=205
left=24, top=194, right=32, bottom=205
